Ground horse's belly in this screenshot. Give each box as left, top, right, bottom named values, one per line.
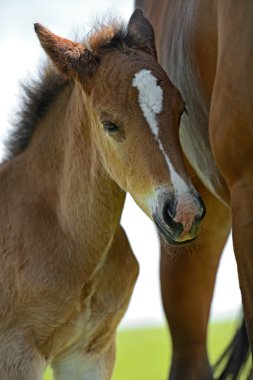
left=179, top=116, right=230, bottom=205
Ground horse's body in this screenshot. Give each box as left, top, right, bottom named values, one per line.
left=136, top=0, right=253, bottom=378
left=0, top=10, right=206, bottom=380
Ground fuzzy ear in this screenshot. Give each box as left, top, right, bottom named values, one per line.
left=126, top=9, right=157, bottom=59
left=34, top=23, right=100, bottom=84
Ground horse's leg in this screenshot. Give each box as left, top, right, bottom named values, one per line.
left=0, top=336, right=45, bottom=380
left=208, top=0, right=253, bottom=354
left=52, top=224, right=138, bottom=380
left=160, top=176, right=231, bottom=380
left=230, top=183, right=253, bottom=351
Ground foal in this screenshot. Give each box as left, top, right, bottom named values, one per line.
left=0, top=10, right=204, bottom=379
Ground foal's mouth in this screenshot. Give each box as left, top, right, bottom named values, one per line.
left=153, top=215, right=196, bottom=246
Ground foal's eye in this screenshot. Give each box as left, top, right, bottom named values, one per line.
left=102, top=121, right=119, bottom=133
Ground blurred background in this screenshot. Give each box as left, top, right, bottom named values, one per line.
left=0, top=1, right=243, bottom=378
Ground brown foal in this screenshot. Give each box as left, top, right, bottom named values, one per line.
left=0, top=10, right=205, bottom=380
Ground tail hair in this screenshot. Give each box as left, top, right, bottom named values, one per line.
left=214, top=317, right=250, bottom=380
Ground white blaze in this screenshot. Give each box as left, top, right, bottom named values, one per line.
left=132, top=69, right=188, bottom=194
left=132, top=69, right=162, bottom=137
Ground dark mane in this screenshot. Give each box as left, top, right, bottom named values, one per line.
left=6, top=19, right=129, bottom=160
left=6, top=66, right=69, bottom=160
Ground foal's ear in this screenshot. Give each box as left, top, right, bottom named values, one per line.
left=34, top=24, right=100, bottom=87
left=126, top=9, right=157, bottom=59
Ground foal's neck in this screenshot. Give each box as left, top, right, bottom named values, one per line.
left=27, top=81, right=125, bottom=256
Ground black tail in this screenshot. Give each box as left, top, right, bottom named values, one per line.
left=214, top=318, right=250, bottom=379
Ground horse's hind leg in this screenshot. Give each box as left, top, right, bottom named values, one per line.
left=160, top=175, right=231, bottom=380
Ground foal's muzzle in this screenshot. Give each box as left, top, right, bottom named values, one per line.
left=153, top=192, right=205, bottom=246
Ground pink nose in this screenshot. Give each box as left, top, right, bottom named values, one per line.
left=161, top=193, right=205, bottom=243
left=173, top=204, right=199, bottom=238
left=174, top=193, right=204, bottom=238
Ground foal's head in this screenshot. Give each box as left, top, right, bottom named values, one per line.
left=35, top=9, right=205, bottom=245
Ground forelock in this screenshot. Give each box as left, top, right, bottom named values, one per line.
left=85, top=16, right=127, bottom=53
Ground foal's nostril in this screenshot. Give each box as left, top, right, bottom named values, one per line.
left=162, top=201, right=175, bottom=227
left=174, top=220, right=184, bottom=237
left=166, top=206, right=175, bottom=221
left=162, top=204, right=184, bottom=237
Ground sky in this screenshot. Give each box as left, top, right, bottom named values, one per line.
left=0, top=0, right=242, bottom=328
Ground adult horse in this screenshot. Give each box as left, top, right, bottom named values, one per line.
left=136, top=0, right=253, bottom=379
left=0, top=10, right=206, bottom=380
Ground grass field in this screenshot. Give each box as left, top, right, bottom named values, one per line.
left=43, top=320, right=244, bottom=380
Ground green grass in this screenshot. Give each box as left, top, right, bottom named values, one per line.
left=112, top=326, right=170, bottom=380
left=44, top=320, right=243, bottom=380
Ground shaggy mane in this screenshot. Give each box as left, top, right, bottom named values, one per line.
left=5, top=66, right=68, bottom=159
